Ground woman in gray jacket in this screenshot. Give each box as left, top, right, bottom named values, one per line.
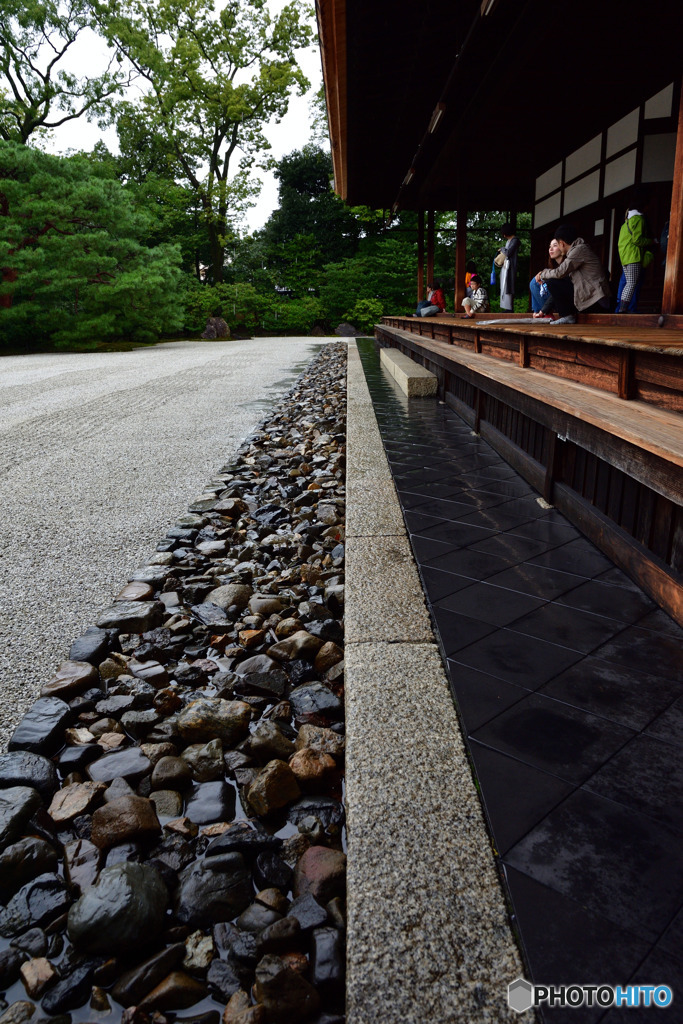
left=534, top=224, right=610, bottom=323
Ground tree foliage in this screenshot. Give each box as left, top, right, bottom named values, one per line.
left=0, top=0, right=133, bottom=144
left=0, top=141, right=184, bottom=347
left=94, top=0, right=313, bottom=283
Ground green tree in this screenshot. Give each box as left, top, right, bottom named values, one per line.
left=320, top=237, right=416, bottom=324
left=261, top=146, right=361, bottom=268
left=0, top=140, right=184, bottom=347
left=95, top=0, right=312, bottom=283
left=0, top=0, right=133, bottom=144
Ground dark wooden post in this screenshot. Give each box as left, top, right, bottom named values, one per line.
left=427, top=210, right=435, bottom=289
left=662, top=81, right=683, bottom=315
left=454, top=207, right=467, bottom=312
left=417, top=209, right=425, bottom=302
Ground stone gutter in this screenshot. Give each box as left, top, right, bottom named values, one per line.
left=344, top=340, right=530, bottom=1024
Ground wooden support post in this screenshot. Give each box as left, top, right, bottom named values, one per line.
left=454, top=207, right=467, bottom=313
left=519, top=336, right=529, bottom=368
left=417, top=210, right=425, bottom=302
left=662, top=81, right=683, bottom=315
left=618, top=349, right=633, bottom=400
left=427, top=210, right=435, bottom=288
left=544, top=429, right=558, bottom=503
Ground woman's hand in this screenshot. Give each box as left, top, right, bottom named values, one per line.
left=534, top=272, right=543, bottom=284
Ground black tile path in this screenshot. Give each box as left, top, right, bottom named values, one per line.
left=357, top=340, right=683, bottom=1021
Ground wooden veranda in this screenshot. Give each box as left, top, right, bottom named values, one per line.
left=376, top=313, right=683, bottom=626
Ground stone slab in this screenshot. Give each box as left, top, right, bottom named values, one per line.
left=345, top=534, right=433, bottom=644
left=344, top=340, right=530, bottom=1024
left=380, top=346, right=438, bottom=397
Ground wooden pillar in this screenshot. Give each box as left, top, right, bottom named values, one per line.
left=662, top=81, right=683, bottom=315
left=417, top=210, right=425, bottom=301
left=427, top=210, right=435, bottom=288
left=454, top=207, right=467, bottom=311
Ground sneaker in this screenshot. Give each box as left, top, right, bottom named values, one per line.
left=552, top=315, right=577, bottom=324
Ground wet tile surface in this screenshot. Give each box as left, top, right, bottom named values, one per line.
left=358, top=340, right=683, bottom=1003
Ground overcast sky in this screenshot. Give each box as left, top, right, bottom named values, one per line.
left=43, top=3, right=325, bottom=235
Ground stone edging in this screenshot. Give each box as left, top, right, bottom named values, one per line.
left=345, top=340, right=528, bottom=1024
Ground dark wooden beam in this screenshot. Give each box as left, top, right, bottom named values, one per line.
left=454, top=207, right=467, bottom=313
left=662, top=80, right=683, bottom=315
left=417, top=209, right=425, bottom=302
left=427, top=210, right=435, bottom=288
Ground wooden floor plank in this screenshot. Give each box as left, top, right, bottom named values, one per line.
left=379, top=326, right=683, bottom=469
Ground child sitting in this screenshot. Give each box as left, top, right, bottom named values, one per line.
left=461, top=275, right=490, bottom=317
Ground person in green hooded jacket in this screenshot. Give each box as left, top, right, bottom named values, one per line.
left=617, top=200, right=654, bottom=313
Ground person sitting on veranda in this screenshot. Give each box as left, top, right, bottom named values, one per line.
left=533, top=223, right=610, bottom=324
left=412, top=279, right=446, bottom=317
left=531, top=238, right=573, bottom=320
left=461, top=274, right=490, bottom=318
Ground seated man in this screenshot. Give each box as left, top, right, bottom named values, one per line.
left=461, top=274, right=490, bottom=317
left=413, top=280, right=446, bottom=317
left=533, top=224, right=610, bottom=323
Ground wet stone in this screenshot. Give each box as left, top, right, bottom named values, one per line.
left=115, top=581, right=155, bottom=602
left=48, top=781, right=106, bottom=822
left=41, top=963, right=93, bottom=1015
left=0, top=839, right=59, bottom=899
left=0, top=950, right=23, bottom=990
left=68, top=628, right=111, bottom=666
left=63, top=840, right=101, bottom=893
left=258, top=917, right=301, bottom=954
left=236, top=902, right=282, bottom=935
left=191, top=603, right=229, bottom=629
left=67, top=863, right=168, bottom=955
left=19, top=957, right=57, bottom=999
left=183, top=930, right=214, bottom=971
left=110, top=943, right=185, bottom=1008
left=121, top=709, right=161, bottom=739
left=181, top=740, right=224, bottom=782
left=0, top=787, right=43, bottom=848
left=247, top=761, right=301, bottom=817
left=96, top=601, right=164, bottom=633
left=293, top=847, right=346, bottom=903
left=8, top=698, right=73, bottom=756
left=150, top=790, right=183, bottom=818
left=253, top=954, right=320, bottom=1024
left=287, top=796, right=345, bottom=832
left=90, top=795, right=161, bottom=849
left=288, top=683, right=343, bottom=721
left=138, top=970, right=207, bottom=1012
left=10, top=928, right=47, bottom=959
left=254, top=852, right=293, bottom=894
left=87, top=747, right=152, bottom=785
left=0, top=874, right=70, bottom=939
left=174, top=856, right=252, bottom=930
left=184, top=781, right=236, bottom=825
left=0, top=1003, right=37, bottom=1024
left=129, top=565, right=171, bottom=586
left=295, top=725, right=345, bottom=760
left=206, top=958, right=242, bottom=1002
left=152, top=756, right=193, bottom=790
left=267, top=631, right=324, bottom=663
left=204, top=820, right=282, bottom=858
left=95, top=694, right=135, bottom=716
left=40, top=661, right=100, bottom=700
left=177, top=698, right=251, bottom=746
left=241, top=722, right=296, bottom=763
left=310, top=926, right=344, bottom=1001
left=287, top=894, right=328, bottom=933
left=0, top=752, right=59, bottom=801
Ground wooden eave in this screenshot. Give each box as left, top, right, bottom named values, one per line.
left=318, top=0, right=683, bottom=213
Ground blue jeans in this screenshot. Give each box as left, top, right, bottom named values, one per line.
left=529, top=277, right=548, bottom=313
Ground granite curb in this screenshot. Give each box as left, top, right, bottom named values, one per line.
left=345, top=340, right=531, bottom=1023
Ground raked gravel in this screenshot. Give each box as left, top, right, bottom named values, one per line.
left=0, top=337, right=328, bottom=750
